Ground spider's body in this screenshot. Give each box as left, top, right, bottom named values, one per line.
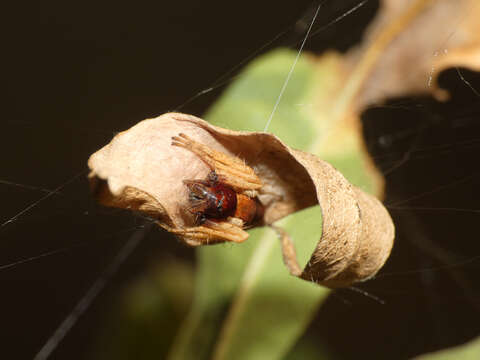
left=156, top=132, right=302, bottom=276
left=184, top=172, right=237, bottom=223
left=168, top=133, right=263, bottom=244
left=185, top=170, right=262, bottom=226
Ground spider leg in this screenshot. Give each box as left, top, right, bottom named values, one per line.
left=172, top=133, right=262, bottom=191
left=159, top=219, right=249, bottom=246
left=270, top=224, right=302, bottom=276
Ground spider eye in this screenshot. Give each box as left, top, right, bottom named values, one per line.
left=191, top=193, right=202, bottom=201
left=216, top=196, right=224, bottom=212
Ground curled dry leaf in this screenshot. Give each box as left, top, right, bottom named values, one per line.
left=346, top=0, right=480, bottom=108
left=88, top=113, right=394, bottom=287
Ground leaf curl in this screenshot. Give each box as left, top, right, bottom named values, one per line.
left=88, top=112, right=394, bottom=287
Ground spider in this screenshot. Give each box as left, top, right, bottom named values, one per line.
left=161, top=133, right=302, bottom=276
left=164, top=133, right=264, bottom=245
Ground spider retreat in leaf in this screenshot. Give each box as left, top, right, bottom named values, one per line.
left=164, top=133, right=264, bottom=245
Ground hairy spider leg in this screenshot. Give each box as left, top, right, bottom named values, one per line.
left=171, top=133, right=262, bottom=191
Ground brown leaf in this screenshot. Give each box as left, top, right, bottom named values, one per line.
left=344, top=0, right=480, bottom=108
left=88, top=112, right=394, bottom=287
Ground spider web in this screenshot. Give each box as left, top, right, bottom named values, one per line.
left=2, top=0, right=480, bottom=359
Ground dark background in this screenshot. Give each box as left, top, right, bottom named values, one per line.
left=3, top=0, right=480, bottom=359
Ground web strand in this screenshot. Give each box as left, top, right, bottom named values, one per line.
left=377, top=254, right=480, bottom=279
left=456, top=67, right=480, bottom=98
left=263, top=2, right=322, bottom=132
left=0, top=225, right=146, bottom=272
left=0, top=248, right=72, bottom=271
left=386, top=172, right=479, bottom=207
left=310, top=0, right=368, bottom=38
left=173, top=28, right=291, bottom=112
left=0, top=179, right=59, bottom=195
left=1, top=171, right=85, bottom=228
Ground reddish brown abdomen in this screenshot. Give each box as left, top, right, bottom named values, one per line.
left=234, top=194, right=261, bottom=225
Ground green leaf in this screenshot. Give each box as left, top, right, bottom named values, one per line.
left=414, top=337, right=480, bottom=360
left=168, top=48, right=377, bottom=360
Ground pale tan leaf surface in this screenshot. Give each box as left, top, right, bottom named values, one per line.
left=88, top=113, right=316, bottom=230
left=345, top=0, right=480, bottom=107
left=88, top=112, right=394, bottom=287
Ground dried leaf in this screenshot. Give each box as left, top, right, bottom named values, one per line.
left=345, top=0, right=480, bottom=107
left=88, top=112, right=394, bottom=287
